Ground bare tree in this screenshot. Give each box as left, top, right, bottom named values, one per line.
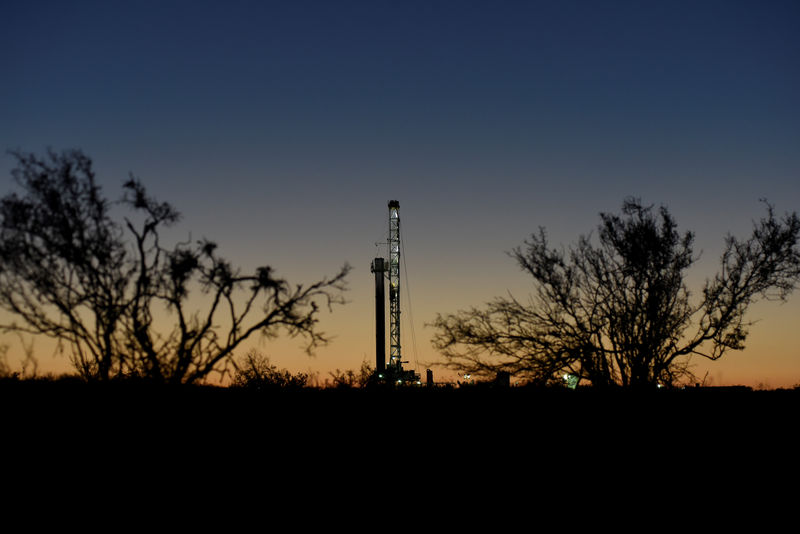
left=431, top=198, right=800, bottom=387
left=231, top=349, right=310, bottom=390
left=327, top=361, right=375, bottom=388
left=0, top=149, right=349, bottom=383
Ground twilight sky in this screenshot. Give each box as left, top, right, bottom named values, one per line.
left=2, top=0, right=799, bottom=387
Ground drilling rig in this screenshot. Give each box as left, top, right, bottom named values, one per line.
left=371, top=200, right=419, bottom=385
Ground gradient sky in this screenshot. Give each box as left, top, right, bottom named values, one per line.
left=2, top=0, right=799, bottom=387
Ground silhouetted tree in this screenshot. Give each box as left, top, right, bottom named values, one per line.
left=327, top=361, right=375, bottom=388
left=231, top=349, right=309, bottom=389
left=432, top=198, right=800, bottom=387
left=0, top=149, right=349, bottom=383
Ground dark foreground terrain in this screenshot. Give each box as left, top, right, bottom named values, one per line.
left=3, top=378, right=797, bottom=510
left=4, top=378, right=797, bottom=438
left=4, top=378, right=798, bottom=479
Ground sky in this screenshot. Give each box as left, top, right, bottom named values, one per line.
left=1, top=0, right=799, bottom=387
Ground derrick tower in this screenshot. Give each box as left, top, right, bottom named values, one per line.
left=370, top=200, right=418, bottom=383
left=388, top=200, right=401, bottom=369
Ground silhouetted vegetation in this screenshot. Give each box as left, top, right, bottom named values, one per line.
left=0, top=149, right=350, bottom=383
left=231, top=349, right=310, bottom=390
left=432, top=198, right=800, bottom=388
left=327, top=361, right=376, bottom=388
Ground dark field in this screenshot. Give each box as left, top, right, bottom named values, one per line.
left=3, top=378, right=797, bottom=500
left=5, top=379, right=797, bottom=441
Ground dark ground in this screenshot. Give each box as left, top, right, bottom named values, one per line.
left=4, top=378, right=797, bottom=441
left=3, top=378, right=796, bottom=512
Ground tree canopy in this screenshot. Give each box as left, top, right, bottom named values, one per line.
left=431, top=198, right=800, bottom=387
left=0, top=149, right=349, bottom=383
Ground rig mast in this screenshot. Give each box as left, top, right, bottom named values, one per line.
left=371, top=200, right=418, bottom=384
left=388, top=200, right=401, bottom=369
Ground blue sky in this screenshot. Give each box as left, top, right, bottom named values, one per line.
left=2, top=0, right=799, bottom=386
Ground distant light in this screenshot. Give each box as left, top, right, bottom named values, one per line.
left=563, top=373, right=579, bottom=390
left=464, top=374, right=471, bottom=380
